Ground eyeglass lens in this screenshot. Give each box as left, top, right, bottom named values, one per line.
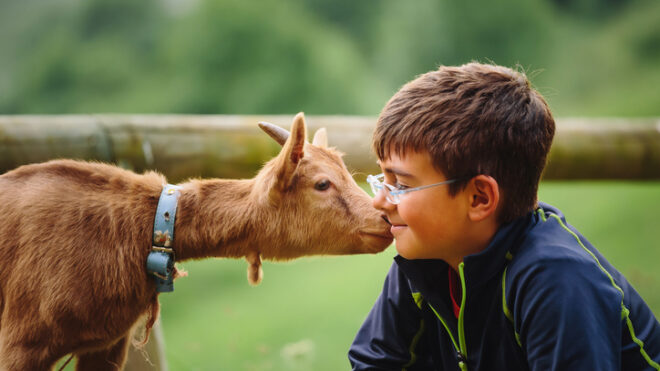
left=368, top=175, right=399, bottom=204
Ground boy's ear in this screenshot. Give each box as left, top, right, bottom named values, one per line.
left=466, top=175, right=499, bottom=222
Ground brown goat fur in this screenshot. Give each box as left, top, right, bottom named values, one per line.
left=0, top=113, right=392, bottom=370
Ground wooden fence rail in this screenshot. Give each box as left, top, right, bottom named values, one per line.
left=1, top=115, right=659, bottom=180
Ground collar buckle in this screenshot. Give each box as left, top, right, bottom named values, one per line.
left=147, top=246, right=175, bottom=290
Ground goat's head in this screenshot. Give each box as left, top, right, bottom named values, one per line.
left=250, top=113, right=392, bottom=276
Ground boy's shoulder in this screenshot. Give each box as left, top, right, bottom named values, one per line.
left=507, top=202, right=623, bottom=296
left=513, top=202, right=597, bottom=264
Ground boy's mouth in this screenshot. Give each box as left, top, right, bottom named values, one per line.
left=390, top=222, right=408, bottom=234
left=383, top=215, right=407, bottom=233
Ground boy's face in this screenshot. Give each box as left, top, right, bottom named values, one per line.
left=374, top=150, right=471, bottom=263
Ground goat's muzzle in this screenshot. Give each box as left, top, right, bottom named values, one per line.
left=358, top=230, right=393, bottom=253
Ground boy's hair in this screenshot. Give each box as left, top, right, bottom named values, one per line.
left=373, top=62, right=555, bottom=224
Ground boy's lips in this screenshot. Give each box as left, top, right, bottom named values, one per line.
left=390, top=223, right=408, bottom=234
left=383, top=215, right=407, bottom=234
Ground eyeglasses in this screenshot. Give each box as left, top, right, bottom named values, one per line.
left=366, top=173, right=460, bottom=205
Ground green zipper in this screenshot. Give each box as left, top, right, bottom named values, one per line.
left=457, top=262, right=468, bottom=371
left=428, top=262, right=469, bottom=371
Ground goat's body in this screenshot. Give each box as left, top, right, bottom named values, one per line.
left=0, top=160, right=268, bottom=369
left=0, top=160, right=164, bottom=368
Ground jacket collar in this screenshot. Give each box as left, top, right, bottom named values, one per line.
left=462, top=211, right=535, bottom=288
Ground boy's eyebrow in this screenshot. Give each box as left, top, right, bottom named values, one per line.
left=383, top=167, right=416, bottom=180
left=376, top=161, right=417, bottom=181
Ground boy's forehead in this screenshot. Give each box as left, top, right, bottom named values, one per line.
left=378, top=147, right=432, bottom=164
left=377, top=149, right=441, bottom=178
left=378, top=145, right=430, bottom=162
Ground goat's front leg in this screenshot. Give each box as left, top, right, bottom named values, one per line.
left=0, top=344, right=56, bottom=371
left=0, top=328, right=59, bottom=371
left=76, top=334, right=130, bottom=371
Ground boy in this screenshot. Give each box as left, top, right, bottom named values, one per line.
left=348, top=62, right=660, bottom=370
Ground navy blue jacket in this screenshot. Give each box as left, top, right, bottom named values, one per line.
left=349, top=203, right=660, bottom=370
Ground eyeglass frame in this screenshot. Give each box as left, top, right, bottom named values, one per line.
left=366, top=173, right=462, bottom=204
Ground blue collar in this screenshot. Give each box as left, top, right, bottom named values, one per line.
left=147, top=184, right=182, bottom=293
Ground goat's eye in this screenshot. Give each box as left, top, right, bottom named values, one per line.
left=314, top=179, right=331, bottom=191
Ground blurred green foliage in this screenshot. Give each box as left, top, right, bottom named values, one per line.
left=1, top=0, right=659, bottom=116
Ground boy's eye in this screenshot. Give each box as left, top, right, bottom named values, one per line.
left=394, top=182, right=409, bottom=190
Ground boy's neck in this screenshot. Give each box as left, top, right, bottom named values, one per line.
left=451, top=218, right=500, bottom=272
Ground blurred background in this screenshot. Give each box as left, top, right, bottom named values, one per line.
left=1, top=0, right=659, bottom=370
left=2, top=0, right=660, bottom=116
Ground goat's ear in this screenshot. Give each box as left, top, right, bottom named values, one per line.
left=272, top=112, right=307, bottom=192
left=312, top=128, right=328, bottom=147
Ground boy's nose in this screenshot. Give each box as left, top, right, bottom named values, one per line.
left=372, top=188, right=395, bottom=211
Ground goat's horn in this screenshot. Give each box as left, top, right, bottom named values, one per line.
left=258, top=121, right=289, bottom=146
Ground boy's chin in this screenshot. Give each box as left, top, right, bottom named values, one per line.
left=395, top=241, right=444, bottom=261
left=394, top=242, right=423, bottom=260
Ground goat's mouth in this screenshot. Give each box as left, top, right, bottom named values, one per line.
left=359, top=231, right=393, bottom=239
left=359, top=230, right=394, bottom=252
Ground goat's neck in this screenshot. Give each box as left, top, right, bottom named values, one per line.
left=172, top=178, right=262, bottom=261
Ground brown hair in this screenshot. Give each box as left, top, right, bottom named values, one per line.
left=373, top=62, right=555, bottom=224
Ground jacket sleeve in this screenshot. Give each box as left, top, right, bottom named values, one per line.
left=511, top=256, right=623, bottom=371
left=348, top=262, right=434, bottom=371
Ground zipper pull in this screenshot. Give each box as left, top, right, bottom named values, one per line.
left=457, top=352, right=468, bottom=371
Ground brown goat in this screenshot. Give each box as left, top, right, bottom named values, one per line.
left=0, top=113, right=392, bottom=370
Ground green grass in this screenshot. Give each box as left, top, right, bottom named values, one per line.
left=59, top=181, right=660, bottom=370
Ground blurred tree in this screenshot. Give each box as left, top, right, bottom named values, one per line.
left=369, top=0, right=554, bottom=92
left=0, top=0, right=658, bottom=116
left=0, top=0, right=379, bottom=114
left=549, top=0, right=628, bottom=19
left=2, top=0, right=166, bottom=113
left=159, top=0, right=376, bottom=114
left=299, top=0, right=383, bottom=53
left=535, top=0, right=660, bottom=116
